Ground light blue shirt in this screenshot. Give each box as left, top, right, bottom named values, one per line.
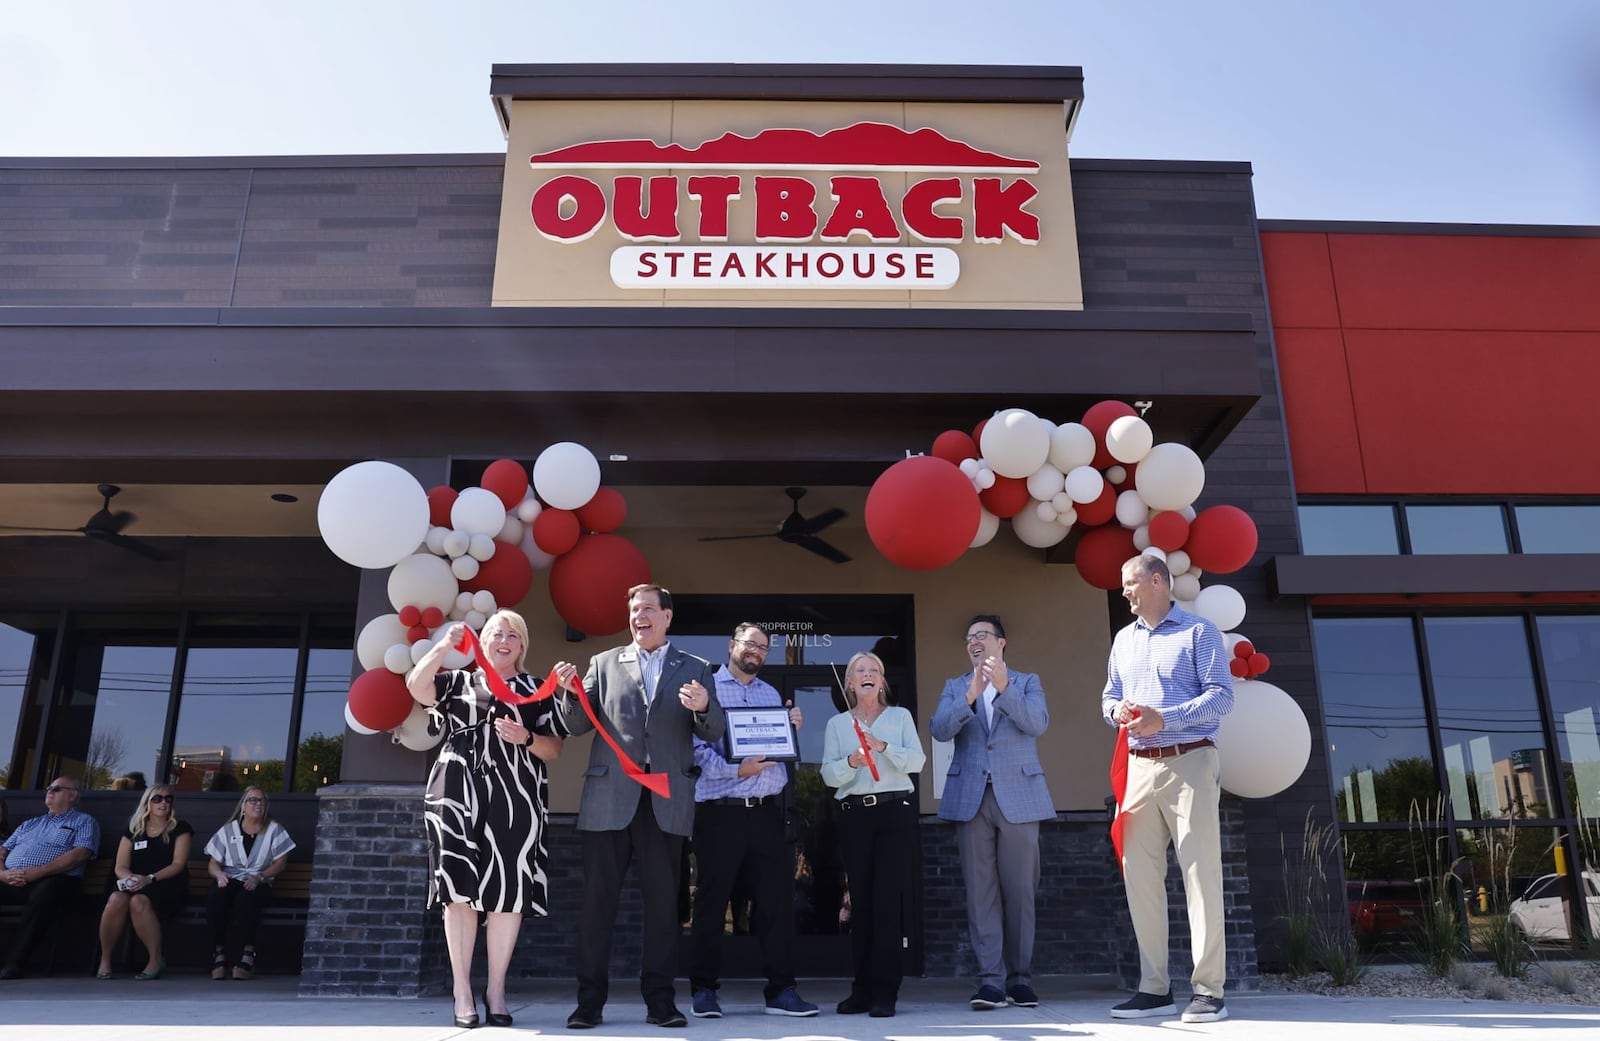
left=2, top=807, right=100, bottom=875
left=637, top=642, right=668, bottom=706
left=693, top=665, right=788, bottom=802
left=1101, top=601, right=1234, bottom=748
left=822, top=705, right=926, bottom=798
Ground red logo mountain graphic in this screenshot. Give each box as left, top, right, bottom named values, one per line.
left=528, top=122, right=1039, bottom=173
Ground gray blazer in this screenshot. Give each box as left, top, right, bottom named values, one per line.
left=558, top=643, right=726, bottom=837
left=930, top=667, right=1053, bottom=824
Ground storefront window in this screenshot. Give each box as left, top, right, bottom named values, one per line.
left=169, top=617, right=300, bottom=792
left=1298, top=505, right=1399, bottom=555
left=1314, top=618, right=1436, bottom=823
left=1514, top=505, right=1600, bottom=553
left=1534, top=616, right=1600, bottom=821
left=53, top=614, right=179, bottom=791
left=0, top=617, right=54, bottom=789
left=1425, top=617, right=1550, bottom=820
left=1405, top=505, right=1508, bottom=554
left=1342, top=828, right=1441, bottom=953
left=293, top=638, right=353, bottom=792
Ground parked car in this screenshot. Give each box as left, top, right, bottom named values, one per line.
left=1348, top=879, right=1427, bottom=947
left=1507, top=870, right=1600, bottom=942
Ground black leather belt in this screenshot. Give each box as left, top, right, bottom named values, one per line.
left=1129, top=738, right=1215, bottom=759
left=839, top=792, right=911, bottom=810
left=707, top=795, right=778, bottom=807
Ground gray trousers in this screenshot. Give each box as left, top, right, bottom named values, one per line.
left=956, top=785, right=1040, bottom=990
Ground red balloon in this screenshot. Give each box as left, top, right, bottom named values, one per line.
left=420, top=606, right=444, bottom=629
left=1147, top=511, right=1190, bottom=552
left=971, top=417, right=989, bottom=446
left=532, top=508, right=581, bottom=555
left=480, top=459, right=529, bottom=511
left=425, top=485, right=457, bottom=529
left=1074, top=525, right=1138, bottom=591
left=462, top=542, right=534, bottom=608
left=1232, top=639, right=1256, bottom=660
left=866, top=456, right=982, bottom=570
left=1075, top=482, right=1118, bottom=527
left=398, top=605, right=421, bottom=627
left=406, top=624, right=430, bottom=643
left=1185, top=505, right=1259, bottom=574
left=1229, top=657, right=1250, bottom=678
left=1082, top=400, right=1138, bottom=469
left=1247, top=652, right=1271, bottom=676
left=347, top=668, right=414, bottom=731
left=978, top=475, right=1030, bottom=519
left=931, top=430, right=979, bottom=466
left=549, top=534, right=652, bottom=635
left=575, top=487, right=627, bottom=533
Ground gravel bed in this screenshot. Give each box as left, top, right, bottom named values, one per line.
left=1261, top=960, right=1600, bottom=1006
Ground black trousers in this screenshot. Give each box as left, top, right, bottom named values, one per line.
left=206, top=880, right=274, bottom=956
left=576, top=788, right=684, bottom=1010
left=687, top=800, right=796, bottom=999
left=837, top=793, right=916, bottom=1005
left=0, top=873, right=77, bottom=971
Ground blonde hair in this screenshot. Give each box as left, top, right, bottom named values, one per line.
left=844, top=651, right=892, bottom=708
left=128, top=785, right=177, bottom=842
left=229, top=786, right=274, bottom=830
left=482, top=610, right=530, bottom=673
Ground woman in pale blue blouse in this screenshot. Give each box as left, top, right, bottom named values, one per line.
left=821, top=651, right=926, bottom=1018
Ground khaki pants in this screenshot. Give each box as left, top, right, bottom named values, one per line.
left=1121, top=745, right=1225, bottom=997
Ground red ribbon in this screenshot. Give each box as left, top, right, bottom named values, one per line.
left=851, top=716, right=881, bottom=782
left=1108, top=710, right=1140, bottom=876
left=453, top=628, right=670, bottom=797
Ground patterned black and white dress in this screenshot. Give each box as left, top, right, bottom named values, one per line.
left=424, top=669, right=567, bottom=914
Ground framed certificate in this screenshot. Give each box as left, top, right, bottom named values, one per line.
left=722, top=706, right=800, bottom=762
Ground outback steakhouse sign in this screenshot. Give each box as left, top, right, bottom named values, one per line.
left=525, top=123, right=1041, bottom=290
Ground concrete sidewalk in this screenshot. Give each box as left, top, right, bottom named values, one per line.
left=3, top=974, right=1598, bottom=1040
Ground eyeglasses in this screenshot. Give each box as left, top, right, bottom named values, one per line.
left=733, top=639, right=770, bottom=653
left=46, top=785, right=79, bottom=794
left=243, top=797, right=265, bottom=804
left=149, top=793, right=173, bottom=803
left=965, top=630, right=999, bottom=644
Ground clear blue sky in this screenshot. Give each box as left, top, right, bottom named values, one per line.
left=3, top=0, right=1597, bottom=224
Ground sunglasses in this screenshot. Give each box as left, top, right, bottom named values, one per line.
left=243, top=797, right=265, bottom=804
left=149, top=793, right=173, bottom=803
left=46, top=785, right=79, bottom=794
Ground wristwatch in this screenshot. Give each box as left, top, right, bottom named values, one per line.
left=147, top=873, right=156, bottom=885
left=523, top=730, right=534, bottom=748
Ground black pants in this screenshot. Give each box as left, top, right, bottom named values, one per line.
left=206, top=880, right=273, bottom=958
left=687, top=800, right=796, bottom=1000
left=576, top=788, right=684, bottom=1010
left=0, top=873, right=77, bottom=971
left=837, top=793, right=916, bottom=1006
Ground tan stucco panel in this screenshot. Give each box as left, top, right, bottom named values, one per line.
left=492, top=99, right=1083, bottom=310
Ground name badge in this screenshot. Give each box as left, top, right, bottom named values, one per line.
left=618, top=652, right=637, bottom=663
left=133, top=840, right=149, bottom=850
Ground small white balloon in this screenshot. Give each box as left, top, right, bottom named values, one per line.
left=533, top=442, right=602, bottom=511
left=409, top=639, right=432, bottom=665
left=1035, top=501, right=1058, bottom=522
left=468, top=534, right=497, bottom=562
left=1064, top=465, right=1104, bottom=504
left=471, top=590, right=497, bottom=614
left=387, top=553, right=459, bottom=615
left=1223, top=631, right=1251, bottom=654
left=356, top=613, right=410, bottom=672
left=1189, top=566, right=1204, bottom=580
left=345, top=703, right=381, bottom=736
left=1054, top=505, right=1077, bottom=527
left=519, top=527, right=556, bottom=570
left=431, top=625, right=472, bottom=670
left=392, top=702, right=443, bottom=752
left=975, top=467, right=996, bottom=490
left=424, top=526, right=450, bottom=556
left=1135, top=443, right=1206, bottom=513
left=1104, top=464, right=1127, bottom=485
left=980, top=408, right=1052, bottom=479
left=1180, top=504, right=1198, bottom=523
left=1049, top=422, right=1096, bottom=473
left=450, top=555, right=481, bottom=581
left=1011, top=507, right=1070, bottom=548
left=970, top=508, right=1000, bottom=548
left=1025, top=463, right=1065, bottom=502
left=1176, top=598, right=1197, bottom=614
left=443, top=530, right=470, bottom=559
left=1132, top=524, right=1152, bottom=551
left=1217, top=680, right=1311, bottom=798
left=448, top=604, right=469, bottom=621
left=451, top=487, right=510, bottom=537
left=464, top=610, right=487, bottom=631
left=1115, top=489, right=1150, bottom=529
left=382, top=642, right=414, bottom=675
left=1141, top=546, right=1168, bottom=563
left=1106, top=415, right=1154, bottom=464
left=1050, top=491, right=1074, bottom=513
left=497, top=514, right=524, bottom=545
left=959, top=457, right=981, bottom=478
left=1167, top=549, right=1192, bottom=576
left=515, top=497, right=543, bottom=524
left=455, top=591, right=475, bottom=612
left=1192, top=583, right=1247, bottom=633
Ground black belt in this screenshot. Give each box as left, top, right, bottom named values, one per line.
left=706, top=795, right=778, bottom=807
left=839, top=792, right=911, bottom=810
left=1129, top=738, right=1215, bottom=760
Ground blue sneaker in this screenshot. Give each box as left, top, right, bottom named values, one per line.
left=691, top=989, right=721, bottom=1018
left=765, top=987, right=819, bottom=1017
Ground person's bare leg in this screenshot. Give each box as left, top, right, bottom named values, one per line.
left=483, top=911, right=523, bottom=1015
left=443, top=902, right=480, bottom=1019
left=129, top=894, right=163, bottom=974
left=97, top=892, right=130, bottom=976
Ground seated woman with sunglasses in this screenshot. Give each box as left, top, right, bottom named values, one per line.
left=203, top=786, right=295, bottom=980
left=97, top=785, right=191, bottom=979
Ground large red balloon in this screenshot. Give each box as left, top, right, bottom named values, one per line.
left=347, top=668, right=415, bottom=731
left=1082, top=400, right=1137, bottom=469
left=866, top=456, right=981, bottom=570
left=1075, top=482, right=1118, bottom=527
left=480, top=459, right=530, bottom=510
left=1147, top=510, right=1191, bottom=552
left=931, top=429, right=979, bottom=466
left=1075, top=525, right=1138, bottom=591
left=549, top=534, right=651, bottom=635
left=462, top=542, right=534, bottom=607
left=1184, top=505, right=1259, bottom=573
left=426, top=485, right=458, bottom=529
left=978, top=475, right=1030, bottom=519
left=532, top=507, right=581, bottom=555
left=575, top=487, right=627, bottom=533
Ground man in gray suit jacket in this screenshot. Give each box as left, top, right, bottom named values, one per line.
left=557, top=584, right=726, bottom=1030
left=930, top=614, right=1052, bottom=1012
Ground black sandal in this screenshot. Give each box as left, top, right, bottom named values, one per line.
left=232, top=947, right=256, bottom=981
left=211, top=949, right=227, bottom=981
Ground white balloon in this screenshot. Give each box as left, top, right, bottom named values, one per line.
left=392, top=702, right=443, bottom=752
left=1115, top=489, right=1150, bottom=529
left=450, top=555, right=480, bottom=581
left=1011, top=507, right=1070, bottom=548
left=469, top=591, right=495, bottom=615
left=317, top=460, right=430, bottom=570
left=519, top=527, right=556, bottom=570
left=345, top=703, right=381, bottom=736
left=497, top=514, right=524, bottom=545
left=980, top=408, right=1052, bottom=479
left=455, top=591, right=475, bottom=612
left=959, top=457, right=981, bottom=478
left=387, top=553, right=459, bottom=615
left=1035, top=501, right=1058, bottom=522
left=1189, top=566, right=1204, bottom=580
left=1064, top=465, right=1104, bottom=504
left=1050, top=491, right=1074, bottom=513
left=424, top=526, right=450, bottom=556
left=1135, top=443, right=1206, bottom=512
left=1049, top=422, right=1096, bottom=473
left=1217, top=680, right=1311, bottom=798
left=1180, top=504, right=1198, bottom=523
left=1025, top=463, right=1065, bottom=502
left=1175, top=598, right=1197, bottom=614
left=468, top=534, right=497, bottom=562
left=515, top=497, right=543, bottom=524
left=970, top=508, right=1000, bottom=548
left=1104, top=464, right=1127, bottom=485
left=533, top=442, right=602, bottom=511
left=1223, top=631, right=1251, bottom=654
left=451, top=487, right=508, bottom=538
left=464, top=610, right=487, bottom=631
left=409, top=638, right=432, bottom=665
left=1054, top=505, right=1077, bottom=527
left=1141, top=546, right=1168, bottom=563
left=1132, top=524, right=1152, bottom=550
left=1167, top=549, right=1192, bottom=576
left=382, top=642, right=414, bottom=675
left=1192, top=583, right=1247, bottom=633
left=430, top=624, right=472, bottom=670
left=443, top=530, right=470, bottom=559
left=356, top=613, right=410, bottom=672
left=448, top=604, right=469, bottom=621
left=1106, top=415, right=1154, bottom=464
left=975, top=467, right=996, bottom=490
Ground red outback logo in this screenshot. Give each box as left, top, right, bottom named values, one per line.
left=526, top=123, right=1041, bottom=290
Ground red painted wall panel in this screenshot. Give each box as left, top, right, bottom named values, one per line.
left=1261, top=232, right=1341, bottom=328
left=1274, top=328, right=1365, bottom=494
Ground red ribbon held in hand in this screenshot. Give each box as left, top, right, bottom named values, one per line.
left=1108, top=709, right=1140, bottom=876
left=454, top=627, right=669, bottom=797
left=851, top=716, right=881, bottom=782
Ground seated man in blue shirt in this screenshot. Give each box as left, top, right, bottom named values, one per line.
left=0, top=777, right=101, bottom=979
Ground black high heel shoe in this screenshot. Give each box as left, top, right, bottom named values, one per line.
left=454, top=997, right=480, bottom=1029
left=483, top=992, right=513, bottom=1027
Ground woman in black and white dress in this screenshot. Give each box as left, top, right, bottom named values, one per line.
left=407, top=610, right=572, bottom=1029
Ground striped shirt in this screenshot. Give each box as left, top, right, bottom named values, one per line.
left=1, top=807, right=100, bottom=875
left=1102, top=601, right=1234, bottom=749
left=693, top=665, right=788, bottom=802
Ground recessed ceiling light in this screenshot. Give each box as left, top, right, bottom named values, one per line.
left=270, top=493, right=299, bottom=504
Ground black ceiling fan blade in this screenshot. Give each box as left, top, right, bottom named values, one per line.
left=787, top=534, right=851, bottom=564
left=697, top=532, right=781, bottom=543
left=93, top=531, right=169, bottom=561
left=797, top=507, right=847, bottom=535
left=0, top=522, right=86, bottom=533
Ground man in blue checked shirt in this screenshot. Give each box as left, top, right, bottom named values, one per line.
left=686, top=623, right=817, bottom=1020
left=0, top=777, right=101, bottom=979
left=1102, top=555, right=1234, bottom=1025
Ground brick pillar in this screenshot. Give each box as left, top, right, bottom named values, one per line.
left=298, top=783, right=446, bottom=997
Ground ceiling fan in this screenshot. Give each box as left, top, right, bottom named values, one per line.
left=698, top=486, right=851, bottom=563
left=0, top=483, right=169, bottom=560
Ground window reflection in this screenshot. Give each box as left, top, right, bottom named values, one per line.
left=0, top=621, right=41, bottom=788
left=1299, top=505, right=1400, bottom=555
left=294, top=643, right=351, bottom=792
left=80, top=645, right=176, bottom=790
left=1534, top=617, right=1600, bottom=821
left=1515, top=506, right=1600, bottom=554
left=170, top=634, right=298, bottom=793
left=1314, top=618, right=1436, bottom=823
left=1405, top=505, right=1508, bottom=555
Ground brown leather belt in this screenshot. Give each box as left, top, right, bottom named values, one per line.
left=1129, top=738, right=1215, bottom=760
